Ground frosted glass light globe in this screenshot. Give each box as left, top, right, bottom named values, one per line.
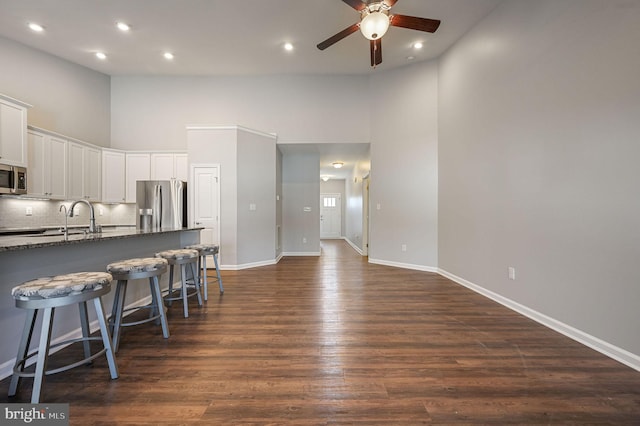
left=360, top=11, right=390, bottom=40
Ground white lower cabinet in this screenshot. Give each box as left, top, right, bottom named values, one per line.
left=27, top=129, right=67, bottom=199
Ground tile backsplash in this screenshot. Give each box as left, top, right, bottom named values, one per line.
left=0, top=197, right=136, bottom=229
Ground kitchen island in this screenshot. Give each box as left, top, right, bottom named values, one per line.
left=0, top=227, right=201, bottom=379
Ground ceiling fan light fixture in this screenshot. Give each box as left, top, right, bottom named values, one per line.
left=360, top=11, right=390, bottom=40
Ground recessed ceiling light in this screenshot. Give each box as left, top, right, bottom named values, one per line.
left=163, top=52, right=174, bottom=60
left=28, top=22, right=44, bottom=32
left=95, top=52, right=107, bottom=60
left=283, top=42, right=294, bottom=51
left=413, top=42, right=423, bottom=49
left=116, top=22, right=130, bottom=32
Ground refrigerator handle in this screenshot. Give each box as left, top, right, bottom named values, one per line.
left=154, top=184, right=163, bottom=229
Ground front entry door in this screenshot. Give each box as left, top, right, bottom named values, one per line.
left=320, top=193, right=341, bottom=239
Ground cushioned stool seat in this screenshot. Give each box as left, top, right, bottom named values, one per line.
left=9, top=272, right=118, bottom=403
left=185, top=244, right=224, bottom=300
left=155, top=249, right=202, bottom=318
left=106, top=258, right=169, bottom=352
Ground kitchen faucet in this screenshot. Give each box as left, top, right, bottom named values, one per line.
left=68, top=199, right=98, bottom=233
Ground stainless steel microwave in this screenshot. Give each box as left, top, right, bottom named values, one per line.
left=0, top=164, right=27, bottom=195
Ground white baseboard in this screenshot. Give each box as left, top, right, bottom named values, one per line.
left=438, top=268, right=640, bottom=372
left=281, top=251, right=321, bottom=256
left=344, top=238, right=364, bottom=255
left=368, top=257, right=438, bottom=273
left=222, top=258, right=279, bottom=270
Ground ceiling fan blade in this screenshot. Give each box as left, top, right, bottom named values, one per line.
left=391, top=14, right=441, bottom=33
left=370, top=39, right=382, bottom=67
left=342, top=0, right=367, bottom=11
left=383, top=0, right=399, bottom=7
left=317, top=23, right=360, bottom=50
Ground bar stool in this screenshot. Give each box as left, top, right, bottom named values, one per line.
left=9, top=272, right=118, bottom=403
left=106, top=258, right=170, bottom=352
left=185, top=243, right=224, bottom=300
left=155, top=249, right=202, bottom=318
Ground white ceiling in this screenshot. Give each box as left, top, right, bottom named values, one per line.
left=0, top=0, right=501, bottom=179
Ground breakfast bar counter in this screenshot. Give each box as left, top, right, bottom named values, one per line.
left=0, top=227, right=201, bottom=379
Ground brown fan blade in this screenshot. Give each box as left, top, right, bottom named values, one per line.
left=370, top=39, right=382, bottom=67
left=383, top=0, right=399, bottom=7
left=391, top=14, right=441, bottom=33
left=317, top=23, right=360, bottom=50
left=342, top=0, right=366, bottom=11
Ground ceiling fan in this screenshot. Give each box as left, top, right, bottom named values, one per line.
left=317, top=0, right=441, bottom=68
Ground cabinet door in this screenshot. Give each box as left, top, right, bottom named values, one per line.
left=27, top=131, right=67, bottom=199
left=48, top=137, right=67, bottom=199
left=126, top=153, right=150, bottom=203
left=0, top=99, right=28, bottom=166
left=84, top=146, right=102, bottom=201
left=67, top=142, right=85, bottom=199
left=27, top=131, right=46, bottom=196
left=150, top=153, right=175, bottom=180
left=102, top=150, right=126, bottom=202
left=175, top=153, right=189, bottom=181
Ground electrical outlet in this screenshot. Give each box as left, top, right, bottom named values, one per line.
left=508, top=267, right=516, bottom=280
left=302, top=237, right=307, bottom=244
left=99, top=207, right=104, bottom=216
left=74, top=206, right=80, bottom=216
left=25, top=206, right=33, bottom=216
left=401, top=244, right=407, bottom=252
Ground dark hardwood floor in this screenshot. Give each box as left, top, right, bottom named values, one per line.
left=2, top=240, right=639, bottom=424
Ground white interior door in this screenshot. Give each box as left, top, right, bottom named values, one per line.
left=320, top=193, right=342, bottom=239
left=191, top=165, right=220, bottom=262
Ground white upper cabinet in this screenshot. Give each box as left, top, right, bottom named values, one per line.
left=0, top=94, right=31, bottom=167
left=102, top=149, right=126, bottom=203
left=67, top=141, right=102, bottom=201
left=151, top=152, right=188, bottom=181
left=125, top=153, right=150, bottom=203
left=27, top=129, right=67, bottom=199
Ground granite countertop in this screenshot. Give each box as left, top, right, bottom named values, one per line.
left=0, top=226, right=203, bottom=253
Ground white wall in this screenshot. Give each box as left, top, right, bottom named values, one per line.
left=237, top=129, right=277, bottom=265
left=438, top=0, right=640, bottom=362
left=369, top=60, right=439, bottom=271
left=111, top=75, right=370, bottom=150
left=187, top=127, right=238, bottom=266
left=0, top=36, right=110, bottom=146
left=282, top=153, right=320, bottom=255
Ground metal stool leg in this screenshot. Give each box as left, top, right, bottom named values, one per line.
left=191, top=262, right=203, bottom=306
left=110, top=280, right=128, bottom=352
left=200, top=255, right=208, bottom=301
left=166, top=265, right=175, bottom=307
left=213, top=253, right=224, bottom=293
left=31, top=307, right=55, bottom=404
left=9, top=309, right=37, bottom=397
left=79, top=301, right=93, bottom=364
left=93, top=297, right=119, bottom=380
left=150, top=275, right=170, bottom=338
left=180, top=264, right=190, bottom=318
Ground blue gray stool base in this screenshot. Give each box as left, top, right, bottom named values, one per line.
left=8, top=272, right=119, bottom=403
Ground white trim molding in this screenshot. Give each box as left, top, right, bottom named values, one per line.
left=282, top=251, right=322, bottom=257
left=368, top=258, right=438, bottom=273
left=344, top=237, right=364, bottom=255
left=221, top=258, right=279, bottom=270
left=438, top=268, right=640, bottom=372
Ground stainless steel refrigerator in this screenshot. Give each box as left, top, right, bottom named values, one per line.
left=136, top=180, right=187, bottom=230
